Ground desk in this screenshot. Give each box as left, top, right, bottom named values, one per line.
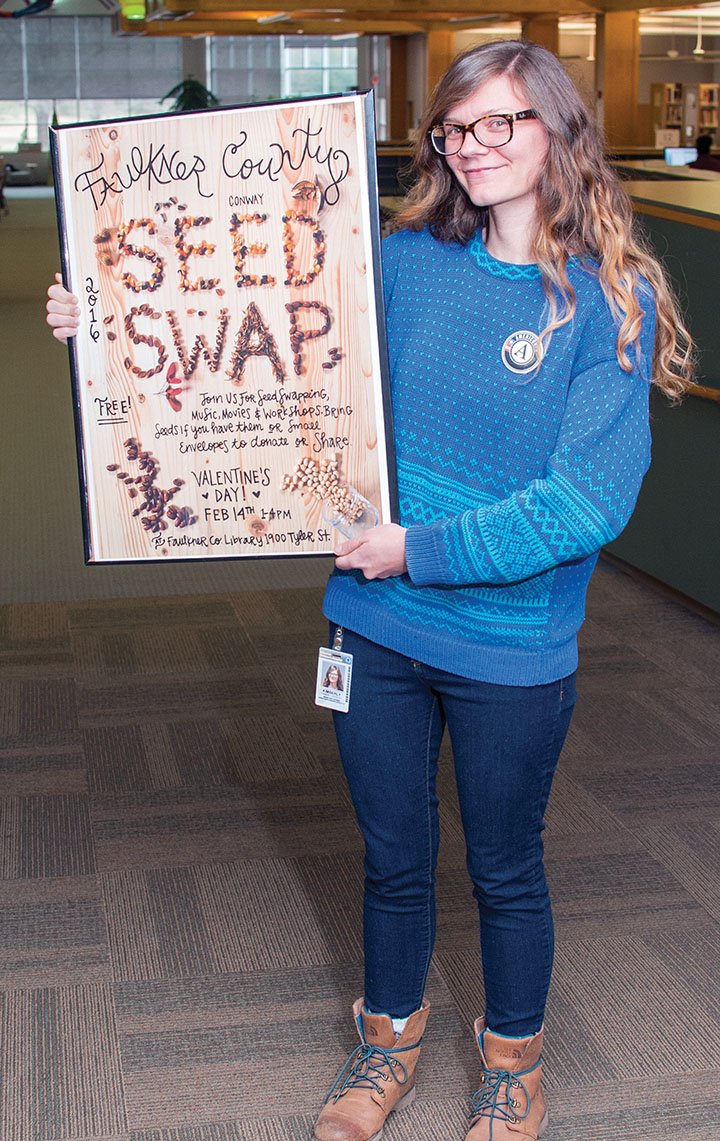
left=2, top=152, right=50, bottom=186
left=615, top=159, right=720, bottom=183
left=626, top=179, right=720, bottom=224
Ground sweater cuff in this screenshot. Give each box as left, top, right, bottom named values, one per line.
left=405, top=523, right=449, bottom=586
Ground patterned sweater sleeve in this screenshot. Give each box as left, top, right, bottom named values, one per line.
left=404, top=300, right=655, bottom=588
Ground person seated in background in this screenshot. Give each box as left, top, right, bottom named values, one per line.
left=689, top=134, right=720, bottom=172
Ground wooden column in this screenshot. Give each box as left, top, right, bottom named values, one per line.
left=389, top=36, right=409, bottom=140
left=522, top=16, right=559, bottom=55
left=596, top=12, right=640, bottom=149
left=426, top=31, right=455, bottom=96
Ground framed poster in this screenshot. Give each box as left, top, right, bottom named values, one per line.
left=51, top=92, right=396, bottom=563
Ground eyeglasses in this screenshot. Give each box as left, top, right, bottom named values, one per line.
left=429, top=110, right=539, bottom=156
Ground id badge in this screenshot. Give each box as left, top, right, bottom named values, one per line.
left=315, top=646, right=353, bottom=713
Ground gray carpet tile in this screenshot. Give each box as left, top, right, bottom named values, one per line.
left=552, top=938, right=720, bottom=1078
left=125, top=1127, right=320, bottom=1141
left=113, top=967, right=367, bottom=1039
left=100, top=853, right=365, bottom=983
left=83, top=716, right=324, bottom=796
left=70, top=625, right=263, bottom=682
left=542, top=769, right=616, bottom=837
left=545, top=848, right=711, bottom=944
left=548, top=1070, right=720, bottom=1140
left=0, top=603, right=71, bottom=651
left=0, top=910, right=111, bottom=990
left=564, top=642, right=668, bottom=692
left=256, top=648, right=333, bottom=728
left=0, top=985, right=127, bottom=1139
left=633, top=633, right=720, bottom=690
left=640, top=928, right=720, bottom=1023
left=76, top=675, right=272, bottom=729
left=230, top=588, right=329, bottom=637
left=547, top=848, right=695, bottom=912
left=126, top=1124, right=321, bottom=1141
left=214, top=717, right=328, bottom=783
left=578, top=756, right=720, bottom=812
left=0, top=747, right=87, bottom=796
left=564, top=687, right=713, bottom=759
left=90, top=780, right=359, bottom=874
left=626, top=814, right=720, bottom=924
left=67, top=599, right=241, bottom=632
left=0, top=876, right=111, bottom=989
left=0, top=677, right=80, bottom=748
left=0, top=793, right=96, bottom=879
left=0, top=648, right=73, bottom=681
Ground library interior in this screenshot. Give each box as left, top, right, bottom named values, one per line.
left=1, top=3, right=719, bottom=1141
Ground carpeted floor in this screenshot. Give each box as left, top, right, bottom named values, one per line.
left=2, top=186, right=720, bottom=1141
left=1, top=563, right=720, bottom=1140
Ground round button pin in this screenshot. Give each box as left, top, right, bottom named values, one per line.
left=501, top=330, right=543, bottom=380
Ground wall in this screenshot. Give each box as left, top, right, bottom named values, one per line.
left=608, top=208, right=720, bottom=613
left=406, top=33, right=428, bottom=131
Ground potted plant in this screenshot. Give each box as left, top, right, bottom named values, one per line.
left=162, top=77, right=221, bottom=114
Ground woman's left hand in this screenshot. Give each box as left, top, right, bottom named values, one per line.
left=334, top=524, right=407, bottom=580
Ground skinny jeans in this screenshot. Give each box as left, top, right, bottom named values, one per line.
left=332, top=627, right=576, bottom=1037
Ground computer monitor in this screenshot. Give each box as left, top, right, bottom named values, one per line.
left=664, top=146, right=698, bottom=166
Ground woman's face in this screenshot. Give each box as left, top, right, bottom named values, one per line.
left=327, top=666, right=340, bottom=687
left=443, top=73, right=549, bottom=217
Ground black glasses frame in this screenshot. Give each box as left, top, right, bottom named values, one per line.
left=429, top=109, right=539, bottom=155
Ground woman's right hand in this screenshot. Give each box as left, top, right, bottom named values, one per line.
left=46, top=273, right=81, bottom=343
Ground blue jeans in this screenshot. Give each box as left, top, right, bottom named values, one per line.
left=331, top=627, right=577, bottom=1037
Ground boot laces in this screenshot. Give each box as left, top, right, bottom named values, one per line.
left=325, top=1037, right=421, bottom=1103
left=470, top=1058, right=540, bottom=1135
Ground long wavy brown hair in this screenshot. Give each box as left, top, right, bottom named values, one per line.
left=398, top=39, right=694, bottom=398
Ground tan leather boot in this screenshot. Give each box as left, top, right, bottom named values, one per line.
left=313, top=997, right=430, bottom=1141
left=466, top=1019, right=548, bottom=1140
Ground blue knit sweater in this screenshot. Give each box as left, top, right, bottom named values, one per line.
left=323, top=226, right=654, bottom=684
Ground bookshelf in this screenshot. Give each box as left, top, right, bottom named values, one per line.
left=651, top=82, right=719, bottom=144
left=651, top=82, right=683, bottom=143
left=697, top=83, right=719, bottom=134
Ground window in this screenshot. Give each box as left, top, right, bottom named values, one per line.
left=210, top=36, right=283, bottom=106
left=0, top=16, right=182, bottom=151
left=208, top=35, right=359, bottom=105
left=280, top=38, right=358, bottom=100
left=0, top=20, right=366, bottom=154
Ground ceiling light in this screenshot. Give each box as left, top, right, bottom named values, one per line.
left=120, top=0, right=145, bottom=18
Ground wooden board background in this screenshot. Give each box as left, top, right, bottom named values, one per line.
left=52, top=94, right=394, bottom=563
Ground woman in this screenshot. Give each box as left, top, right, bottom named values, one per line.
left=323, top=664, right=344, bottom=691
left=47, top=40, right=692, bottom=1141
left=313, top=40, right=692, bottom=1141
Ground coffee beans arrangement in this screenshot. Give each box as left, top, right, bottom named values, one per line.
left=107, top=438, right=196, bottom=534
left=174, top=215, right=220, bottom=294
left=165, top=308, right=230, bottom=381
left=230, top=212, right=276, bottom=289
